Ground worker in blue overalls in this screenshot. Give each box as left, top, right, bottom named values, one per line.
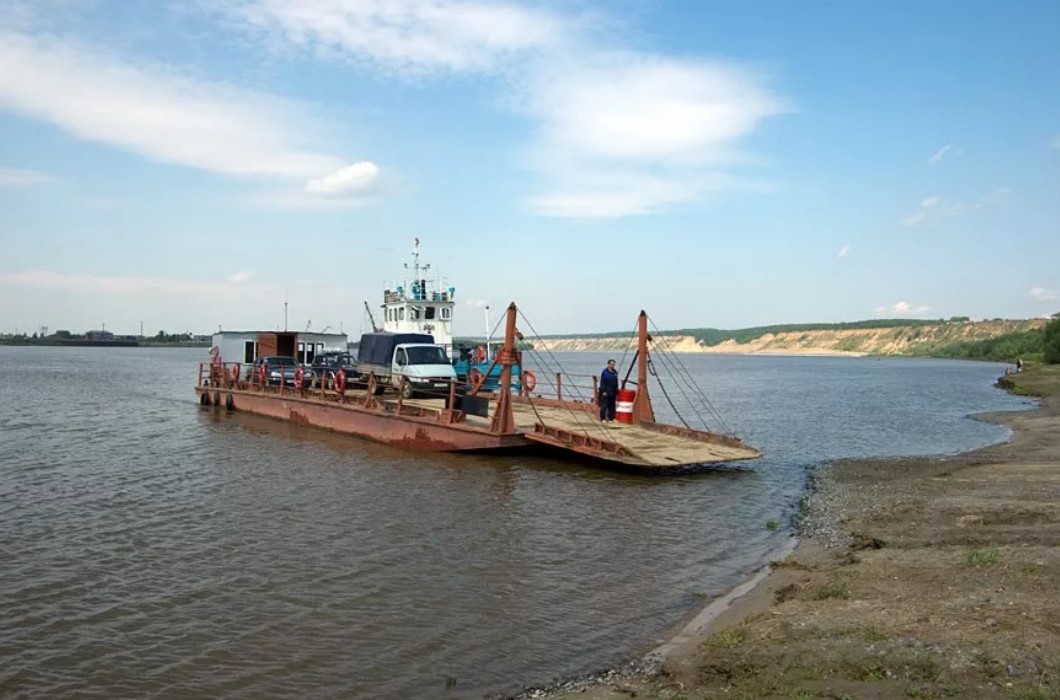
left=599, top=359, right=619, bottom=423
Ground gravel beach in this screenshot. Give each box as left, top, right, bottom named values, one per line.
left=540, top=364, right=1060, bottom=700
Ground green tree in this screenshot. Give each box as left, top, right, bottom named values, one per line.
left=1044, top=316, right=1060, bottom=364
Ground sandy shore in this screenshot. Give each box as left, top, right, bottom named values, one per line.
left=541, top=364, right=1060, bottom=700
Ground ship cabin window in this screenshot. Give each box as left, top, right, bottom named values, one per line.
left=441, top=307, right=451, bottom=320
left=425, top=306, right=436, bottom=320
left=243, top=340, right=255, bottom=363
left=411, top=307, right=421, bottom=320
left=304, top=342, right=316, bottom=364
left=398, top=308, right=405, bottom=321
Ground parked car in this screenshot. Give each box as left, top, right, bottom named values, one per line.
left=355, top=332, right=457, bottom=398
left=251, top=355, right=302, bottom=386
left=309, top=351, right=358, bottom=388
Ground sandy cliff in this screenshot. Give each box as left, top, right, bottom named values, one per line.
left=533, top=319, right=1046, bottom=356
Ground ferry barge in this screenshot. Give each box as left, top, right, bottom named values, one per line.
left=196, top=302, right=761, bottom=471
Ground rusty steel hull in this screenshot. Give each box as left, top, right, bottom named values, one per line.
left=197, top=388, right=526, bottom=452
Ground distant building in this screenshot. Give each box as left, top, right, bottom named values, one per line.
left=85, top=330, right=115, bottom=341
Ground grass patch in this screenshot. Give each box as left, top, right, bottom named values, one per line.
left=767, top=518, right=779, bottom=530
left=965, top=545, right=1000, bottom=567
left=972, top=651, right=1004, bottom=678
left=770, top=554, right=806, bottom=569
left=705, top=627, right=746, bottom=650
left=833, top=625, right=888, bottom=642
left=803, top=579, right=850, bottom=601
left=790, top=690, right=816, bottom=699
left=1021, top=562, right=1040, bottom=577
left=904, top=652, right=941, bottom=681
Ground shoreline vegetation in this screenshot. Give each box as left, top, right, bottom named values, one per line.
left=5, top=317, right=1051, bottom=363
left=537, top=362, right=1060, bottom=700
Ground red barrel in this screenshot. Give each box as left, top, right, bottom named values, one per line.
left=616, top=389, right=636, bottom=423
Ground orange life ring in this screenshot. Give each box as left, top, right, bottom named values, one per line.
left=468, top=367, right=484, bottom=390
left=230, top=364, right=240, bottom=385
left=335, top=369, right=348, bottom=394
left=473, top=345, right=486, bottom=363
left=257, top=364, right=267, bottom=384
left=294, top=366, right=305, bottom=390
left=523, top=370, right=536, bottom=393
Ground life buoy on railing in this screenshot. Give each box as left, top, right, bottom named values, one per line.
left=468, top=367, right=484, bottom=390
left=335, top=369, right=348, bottom=395
left=523, top=370, right=536, bottom=393
left=230, top=364, right=240, bottom=386
left=257, top=364, right=267, bottom=384
left=294, top=366, right=305, bottom=390
left=473, top=345, right=486, bottom=363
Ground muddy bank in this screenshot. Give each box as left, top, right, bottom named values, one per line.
left=540, top=365, right=1060, bottom=700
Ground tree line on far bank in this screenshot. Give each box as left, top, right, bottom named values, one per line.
left=938, top=315, right=1060, bottom=365
left=0, top=330, right=210, bottom=345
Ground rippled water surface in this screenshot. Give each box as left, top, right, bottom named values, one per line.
left=0, top=347, right=1034, bottom=698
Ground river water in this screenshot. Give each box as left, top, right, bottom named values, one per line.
left=0, top=347, right=1034, bottom=698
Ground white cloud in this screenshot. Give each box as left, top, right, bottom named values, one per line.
left=837, top=244, right=850, bottom=259
left=901, top=211, right=927, bottom=227
left=0, top=30, right=351, bottom=181
left=304, top=161, right=380, bottom=197
left=527, top=170, right=705, bottom=218
left=210, top=0, right=569, bottom=76
left=875, top=301, right=931, bottom=315
left=901, top=189, right=1010, bottom=227
left=1029, top=287, right=1059, bottom=302
left=464, top=298, right=490, bottom=308
left=0, top=270, right=264, bottom=297
left=0, top=166, right=57, bottom=187
left=229, top=271, right=256, bottom=283
left=520, top=54, right=787, bottom=217
left=928, top=144, right=952, bottom=165
left=207, top=2, right=787, bottom=219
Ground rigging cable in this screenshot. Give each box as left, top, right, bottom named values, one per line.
left=636, top=319, right=709, bottom=429
left=648, top=315, right=735, bottom=437
left=517, top=310, right=614, bottom=442
left=646, top=355, right=692, bottom=429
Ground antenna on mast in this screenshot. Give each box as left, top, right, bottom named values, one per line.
left=284, top=288, right=289, bottom=332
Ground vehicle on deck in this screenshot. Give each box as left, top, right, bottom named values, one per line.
left=309, top=351, right=358, bottom=388
left=252, top=355, right=302, bottom=386
left=355, top=332, right=458, bottom=399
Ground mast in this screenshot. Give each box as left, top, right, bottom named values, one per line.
left=364, top=301, right=380, bottom=332
left=404, top=237, right=429, bottom=299
left=484, top=305, right=491, bottom=361
left=489, top=303, right=518, bottom=434
left=632, top=310, right=656, bottom=423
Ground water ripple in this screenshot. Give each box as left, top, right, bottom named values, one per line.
left=0, top=347, right=1033, bottom=698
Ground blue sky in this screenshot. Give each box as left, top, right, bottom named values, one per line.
left=1, top=0, right=1058, bottom=337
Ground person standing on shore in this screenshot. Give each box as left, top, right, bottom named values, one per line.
left=599, top=359, right=619, bottom=423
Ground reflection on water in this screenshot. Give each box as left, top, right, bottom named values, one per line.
left=0, top=347, right=1033, bottom=698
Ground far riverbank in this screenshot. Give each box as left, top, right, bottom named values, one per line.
left=542, top=364, right=1060, bottom=699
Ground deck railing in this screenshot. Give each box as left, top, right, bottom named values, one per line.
left=198, top=362, right=605, bottom=414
